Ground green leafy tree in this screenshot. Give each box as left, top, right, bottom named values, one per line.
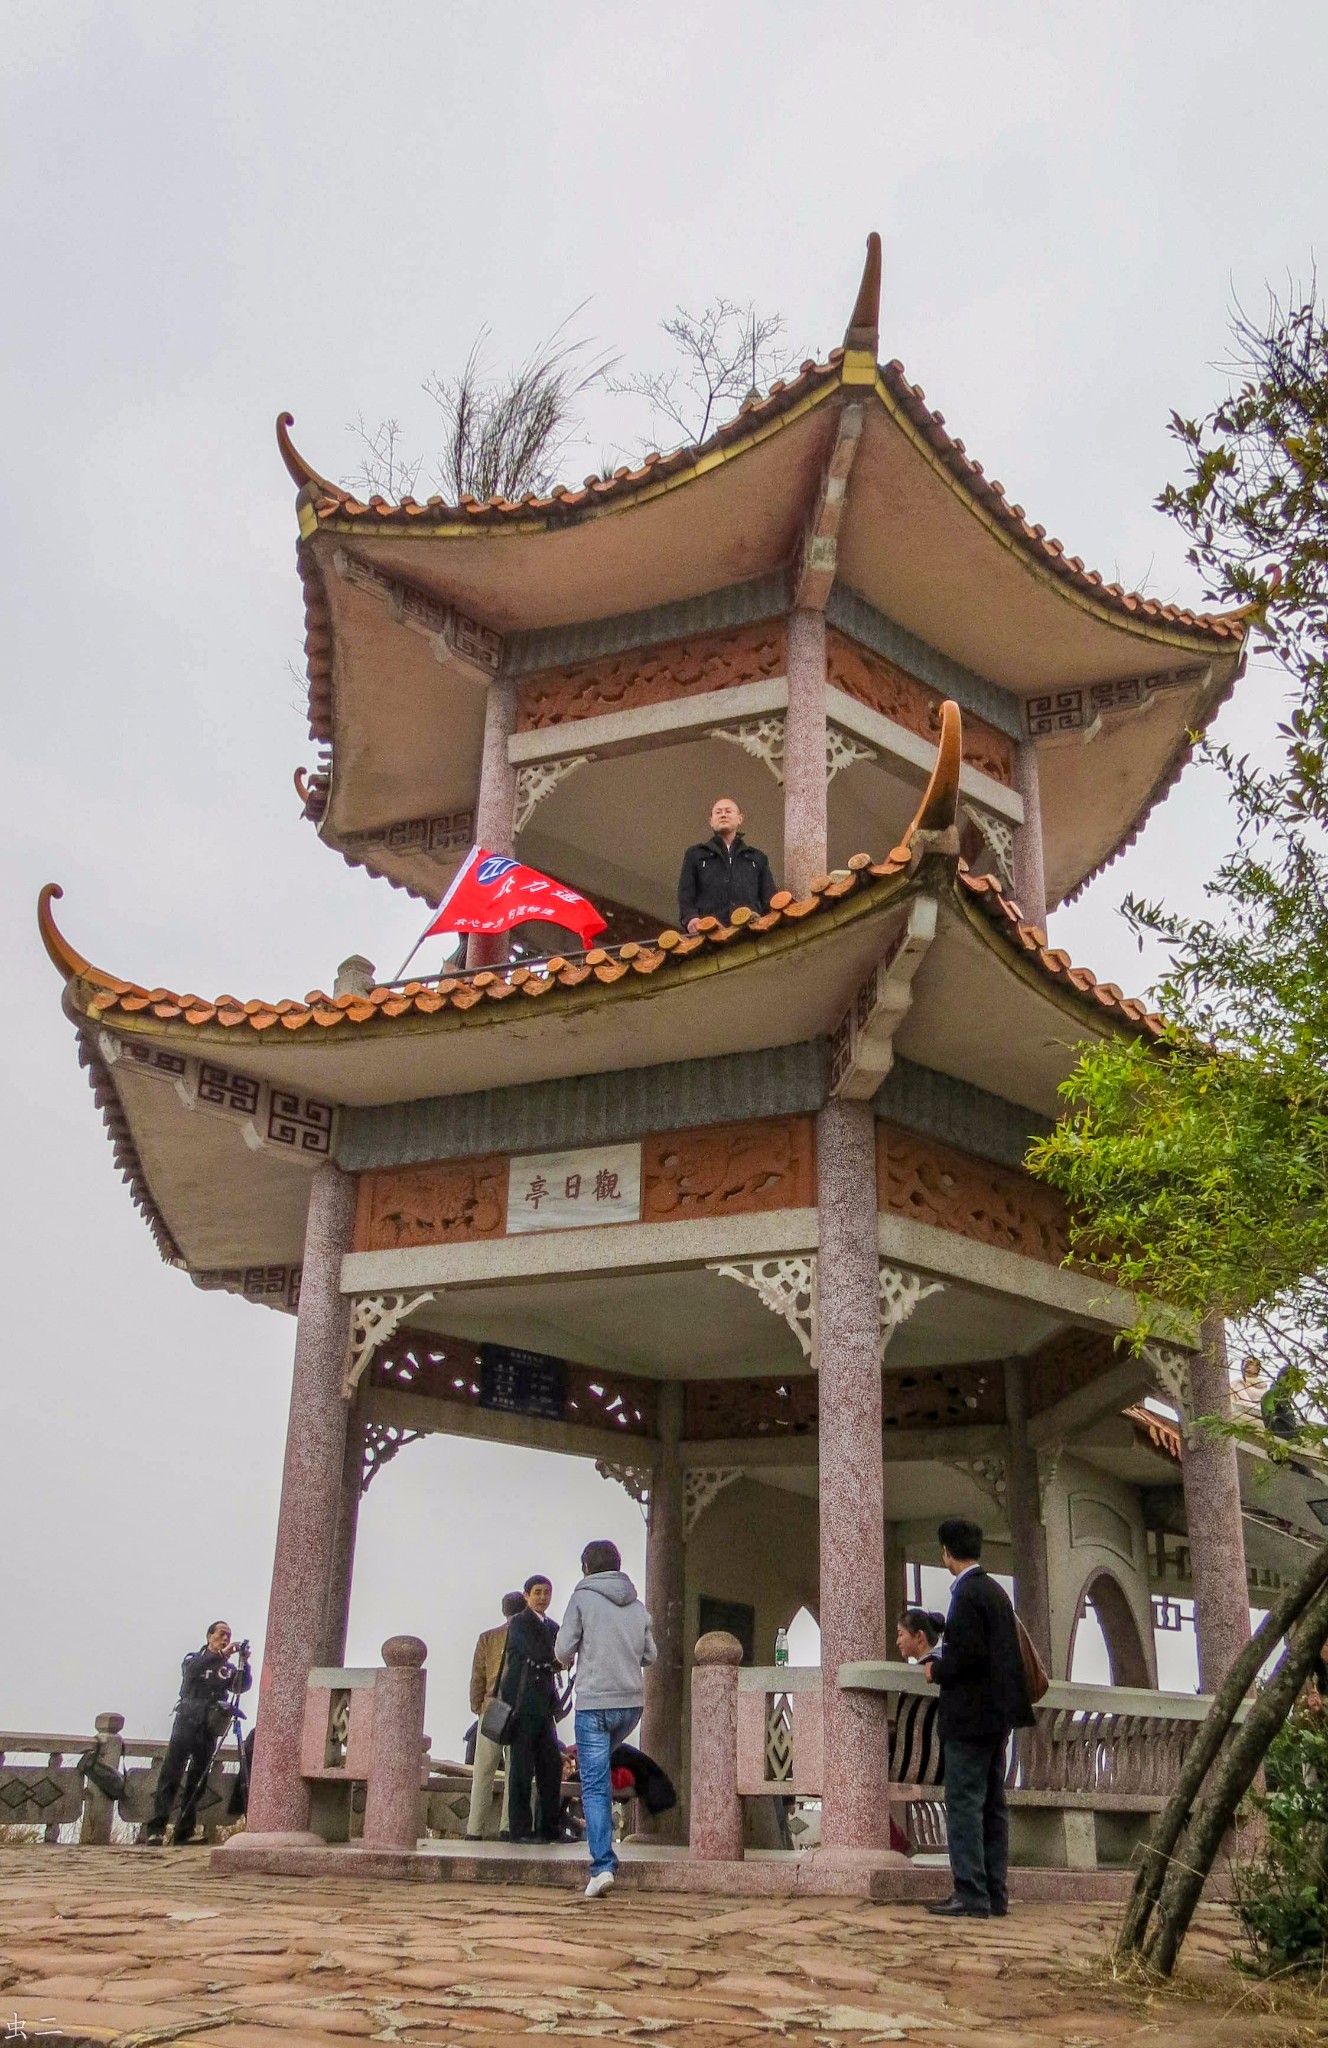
left=1027, top=284, right=1328, bottom=1974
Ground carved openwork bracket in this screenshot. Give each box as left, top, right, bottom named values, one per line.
left=513, top=755, right=594, bottom=834
left=825, top=724, right=876, bottom=784
left=963, top=802, right=1015, bottom=889
left=709, top=1254, right=939, bottom=1368
left=595, top=1458, right=652, bottom=1511
left=707, top=716, right=787, bottom=785
left=361, top=1421, right=424, bottom=1494
left=880, top=1264, right=943, bottom=1355
left=947, top=1453, right=1008, bottom=1510
left=708, top=1256, right=817, bottom=1359
left=684, top=1467, right=742, bottom=1538
left=343, top=1291, right=437, bottom=1396
left=1143, top=1342, right=1194, bottom=1429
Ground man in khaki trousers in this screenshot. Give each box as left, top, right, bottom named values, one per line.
left=466, top=1591, right=525, bottom=1839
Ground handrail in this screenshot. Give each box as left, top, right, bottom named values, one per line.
left=732, top=1662, right=1250, bottom=1725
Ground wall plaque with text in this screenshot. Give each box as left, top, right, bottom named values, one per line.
left=477, top=1343, right=567, bottom=1421
left=505, top=1142, right=642, bottom=1234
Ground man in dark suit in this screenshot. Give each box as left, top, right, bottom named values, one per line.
left=922, top=1517, right=1034, bottom=1918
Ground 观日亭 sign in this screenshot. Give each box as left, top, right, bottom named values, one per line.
left=505, top=1143, right=642, bottom=1234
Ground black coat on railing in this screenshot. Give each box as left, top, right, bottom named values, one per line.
left=929, top=1567, right=1034, bottom=1744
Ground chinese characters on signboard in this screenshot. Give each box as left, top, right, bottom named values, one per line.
left=505, top=1143, right=642, bottom=1234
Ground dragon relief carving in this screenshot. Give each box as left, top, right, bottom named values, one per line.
left=826, top=629, right=1016, bottom=787
left=877, top=1123, right=1070, bottom=1266
left=516, top=621, right=786, bottom=730
left=643, top=1117, right=816, bottom=1221
left=356, top=1157, right=509, bottom=1252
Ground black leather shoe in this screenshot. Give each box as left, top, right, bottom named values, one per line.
left=990, top=1901, right=1009, bottom=1917
left=925, top=1895, right=990, bottom=1917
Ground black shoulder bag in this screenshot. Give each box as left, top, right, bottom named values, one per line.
left=479, top=1641, right=525, bottom=1747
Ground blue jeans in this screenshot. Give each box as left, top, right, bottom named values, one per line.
left=575, top=1707, right=639, bottom=1877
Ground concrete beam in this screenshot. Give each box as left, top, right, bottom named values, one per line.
left=361, top=1385, right=659, bottom=1465
left=1028, top=1356, right=1155, bottom=1448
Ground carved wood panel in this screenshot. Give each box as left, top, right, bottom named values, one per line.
left=643, top=1116, right=816, bottom=1221
left=827, top=630, right=1015, bottom=788
left=516, top=621, right=786, bottom=730
left=369, top=1326, right=657, bottom=1436
left=354, top=1157, right=509, bottom=1252
left=684, top=1359, right=1005, bottom=1441
left=877, top=1122, right=1069, bottom=1265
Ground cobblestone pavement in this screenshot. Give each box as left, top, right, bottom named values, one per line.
left=0, top=1848, right=1313, bottom=2047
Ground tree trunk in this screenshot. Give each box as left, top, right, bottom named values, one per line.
left=1118, top=1534, right=1328, bottom=1958
left=1143, top=1573, right=1328, bottom=1976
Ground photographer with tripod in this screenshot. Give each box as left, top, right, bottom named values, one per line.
left=141, top=1621, right=251, bottom=1846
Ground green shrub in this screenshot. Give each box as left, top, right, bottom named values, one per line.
left=1232, top=1703, right=1328, bottom=1972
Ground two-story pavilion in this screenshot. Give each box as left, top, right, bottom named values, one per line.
left=43, top=236, right=1323, bottom=1860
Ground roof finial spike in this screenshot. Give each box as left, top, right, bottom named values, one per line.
left=843, top=231, right=882, bottom=356
left=38, top=883, right=91, bottom=982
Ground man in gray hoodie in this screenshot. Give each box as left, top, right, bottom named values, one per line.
left=555, top=1539, right=657, bottom=1898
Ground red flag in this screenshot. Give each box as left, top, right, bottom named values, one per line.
left=425, top=847, right=607, bottom=945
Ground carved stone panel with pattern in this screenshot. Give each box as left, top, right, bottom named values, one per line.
left=643, top=1117, right=816, bottom=1222
left=354, top=1157, right=509, bottom=1252
left=516, top=621, right=786, bottom=730
left=877, top=1122, right=1070, bottom=1265
left=369, top=1326, right=658, bottom=1438
left=683, top=1360, right=1005, bottom=1441
left=827, top=629, right=1015, bottom=787
left=1025, top=1326, right=1123, bottom=1412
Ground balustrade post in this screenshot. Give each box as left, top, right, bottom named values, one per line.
left=79, top=1713, right=125, bottom=1845
left=689, top=1631, right=743, bottom=1861
left=362, top=1637, right=428, bottom=1851
left=44, top=1754, right=63, bottom=1843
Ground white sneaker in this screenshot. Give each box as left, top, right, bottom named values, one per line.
left=584, top=1869, right=615, bottom=1900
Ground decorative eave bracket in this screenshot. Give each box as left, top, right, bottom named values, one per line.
left=829, top=894, right=938, bottom=1099
left=707, top=1255, right=941, bottom=1368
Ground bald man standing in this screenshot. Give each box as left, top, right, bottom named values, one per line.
left=677, top=797, right=777, bottom=934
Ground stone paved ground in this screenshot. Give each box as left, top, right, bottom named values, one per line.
left=0, top=1847, right=1318, bottom=2047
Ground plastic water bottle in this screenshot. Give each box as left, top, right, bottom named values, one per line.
left=774, top=1626, right=789, bottom=1668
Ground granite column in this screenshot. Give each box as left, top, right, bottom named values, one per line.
left=1002, top=1356, right=1052, bottom=1667
left=816, top=1096, right=891, bottom=1852
left=466, top=673, right=518, bottom=970
left=1182, top=1315, right=1252, bottom=1692
left=640, top=1380, right=686, bottom=1836
left=321, top=1406, right=366, bottom=1667
left=245, top=1163, right=357, bottom=1839
left=783, top=610, right=828, bottom=899
left=1012, top=739, right=1047, bottom=932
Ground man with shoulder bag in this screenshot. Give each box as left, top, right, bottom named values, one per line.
left=466, top=1591, right=525, bottom=1839
left=141, top=1621, right=251, bottom=1846
left=922, top=1520, right=1035, bottom=1918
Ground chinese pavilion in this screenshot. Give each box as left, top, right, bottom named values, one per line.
left=41, top=235, right=1324, bottom=1867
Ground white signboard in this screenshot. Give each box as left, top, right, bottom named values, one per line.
left=506, top=1142, right=643, bottom=1234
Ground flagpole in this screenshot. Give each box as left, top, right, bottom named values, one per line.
left=390, top=846, right=477, bottom=981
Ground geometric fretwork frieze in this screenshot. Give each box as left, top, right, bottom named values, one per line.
left=683, top=1468, right=743, bottom=1539
left=97, top=1030, right=336, bottom=1164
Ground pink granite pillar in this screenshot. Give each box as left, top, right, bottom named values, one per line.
left=689, top=1631, right=743, bottom=1861
left=321, top=1407, right=365, bottom=1666
left=245, top=1163, right=357, bottom=1841
left=1012, top=739, right=1047, bottom=931
left=884, top=1522, right=906, bottom=1652
left=1002, top=1356, right=1052, bottom=1667
left=1183, top=1315, right=1252, bottom=1692
left=466, top=674, right=518, bottom=970
left=783, top=610, right=828, bottom=899
left=362, top=1636, right=428, bottom=1851
left=816, top=1097, right=891, bottom=1853
left=640, top=1381, right=685, bottom=1840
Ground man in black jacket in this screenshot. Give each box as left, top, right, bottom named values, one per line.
left=142, top=1621, right=251, bottom=1845
left=923, top=1519, right=1033, bottom=1917
left=500, top=1575, right=565, bottom=1844
left=677, top=798, right=777, bottom=932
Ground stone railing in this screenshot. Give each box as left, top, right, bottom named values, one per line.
left=0, top=1716, right=244, bottom=1844
left=693, top=1642, right=1249, bottom=1870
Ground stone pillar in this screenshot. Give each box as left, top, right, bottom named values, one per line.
left=783, top=609, right=828, bottom=899
left=1012, top=740, right=1047, bottom=931
left=321, top=1407, right=366, bottom=1667
left=245, top=1163, right=358, bottom=1841
left=79, top=1713, right=125, bottom=1845
left=884, top=1522, right=906, bottom=1650
left=1002, top=1357, right=1052, bottom=1667
left=362, top=1636, right=428, bottom=1851
left=1182, top=1316, right=1251, bottom=1692
left=688, top=1631, right=743, bottom=1861
left=466, top=673, right=518, bottom=970
left=816, top=1097, right=891, bottom=1854
left=640, top=1381, right=686, bottom=1839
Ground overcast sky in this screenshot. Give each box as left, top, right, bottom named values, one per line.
left=4, top=3, right=1324, bottom=1754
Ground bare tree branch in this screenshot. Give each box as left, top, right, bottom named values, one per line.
left=607, top=300, right=806, bottom=451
